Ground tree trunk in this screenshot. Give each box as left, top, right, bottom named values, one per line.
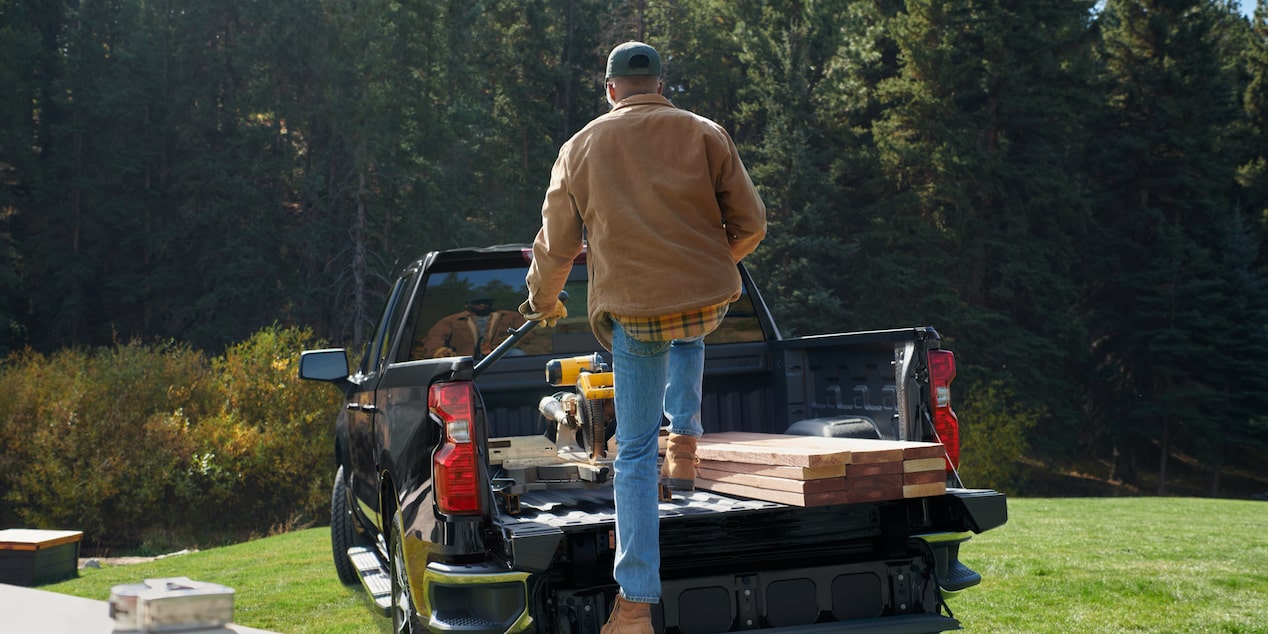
left=352, top=168, right=368, bottom=348
left=1111, top=440, right=1139, bottom=487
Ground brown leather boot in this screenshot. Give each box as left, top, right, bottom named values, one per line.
left=660, top=433, right=699, bottom=491
left=601, top=595, right=653, bottom=634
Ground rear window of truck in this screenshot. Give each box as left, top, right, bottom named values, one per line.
left=401, top=265, right=763, bottom=362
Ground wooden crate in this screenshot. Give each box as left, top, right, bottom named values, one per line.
left=693, top=432, right=947, bottom=507
left=0, top=529, right=83, bottom=586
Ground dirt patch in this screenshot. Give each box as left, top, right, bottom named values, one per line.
left=79, top=549, right=197, bottom=570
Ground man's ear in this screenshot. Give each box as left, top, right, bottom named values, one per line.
left=657, top=81, right=664, bottom=95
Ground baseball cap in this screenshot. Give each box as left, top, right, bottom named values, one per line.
left=606, top=41, right=661, bottom=78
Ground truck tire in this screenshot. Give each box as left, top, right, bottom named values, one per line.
left=330, top=465, right=362, bottom=586
left=390, top=510, right=425, bottom=634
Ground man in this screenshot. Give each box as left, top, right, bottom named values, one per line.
left=520, top=41, right=766, bottom=633
left=417, top=297, right=526, bottom=360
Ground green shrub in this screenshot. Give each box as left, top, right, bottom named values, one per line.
left=193, top=325, right=340, bottom=534
left=0, top=342, right=210, bottom=547
left=0, top=327, right=341, bottom=551
left=957, top=380, right=1039, bottom=494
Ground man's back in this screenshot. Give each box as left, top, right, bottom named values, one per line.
left=544, top=93, right=765, bottom=320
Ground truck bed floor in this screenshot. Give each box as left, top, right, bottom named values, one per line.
left=499, top=487, right=790, bottom=530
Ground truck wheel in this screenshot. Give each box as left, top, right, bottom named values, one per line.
left=331, top=465, right=362, bottom=586
left=391, top=511, right=424, bottom=634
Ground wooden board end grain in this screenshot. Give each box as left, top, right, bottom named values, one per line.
left=902, top=482, right=947, bottom=498
left=903, top=457, right=947, bottom=473
left=902, top=469, right=947, bottom=486
left=846, top=461, right=903, bottom=477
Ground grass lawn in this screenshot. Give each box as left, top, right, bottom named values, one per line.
left=42, top=497, right=1268, bottom=633
left=45, top=528, right=387, bottom=634
left=953, top=497, right=1268, bottom=633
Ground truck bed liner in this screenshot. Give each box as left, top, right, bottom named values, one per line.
left=498, top=488, right=783, bottom=530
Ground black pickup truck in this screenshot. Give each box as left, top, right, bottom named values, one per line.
left=299, top=244, right=1007, bottom=634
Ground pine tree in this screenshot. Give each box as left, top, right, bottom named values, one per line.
left=1088, top=0, right=1247, bottom=491
left=695, top=0, right=858, bottom=336
left=860, top=0, right=1099, bottom=454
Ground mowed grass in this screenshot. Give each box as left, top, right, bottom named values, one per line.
left=953, top=497, right=1268, bottom=633
left=45, top=528, right=389, bottom=634
left=44, top=498, right=1268, bottom=634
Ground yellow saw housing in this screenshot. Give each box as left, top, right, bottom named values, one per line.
left=545, top=353, right=605, bottom=387
left=576, top=370, right=614, bottom=400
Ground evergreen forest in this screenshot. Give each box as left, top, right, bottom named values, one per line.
left=4, top=0, right=1268, bottom=500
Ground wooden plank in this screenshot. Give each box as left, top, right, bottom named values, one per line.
left=903, top=457, right=947, bottom=473
left=696, top=479, right=853, bottom=507
left=845, top=461, right=902, bottom=477
left=903, top=469, right=947, bottom=486
left=840, top=443, right=904, bottom=464
left=697, top=478, right=905, bottom=506
left=698, top=459, right=846, bottom=480
left=903, top=482, right=947, bottom=498
left=869, top=440, right=946, bottom=460
left=699, top=432, right=929, bottom=467
left=710, top=431, right=918, bottom=466
left=843, top=474, right=903, bottom=492
left=706, top=433, right=942, bottom=461
left=843, top=487, right=903, bottom=503
left=697, top=467, right=848, bottom=493
left=696, top=436, right=851, bottom=468
left=694, top=433, right=945, bottom=503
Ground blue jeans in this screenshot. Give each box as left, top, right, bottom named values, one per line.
left=609, top=320, right=706, bottom=603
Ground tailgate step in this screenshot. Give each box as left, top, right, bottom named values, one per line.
left=348, top=545, right=392, bottom=614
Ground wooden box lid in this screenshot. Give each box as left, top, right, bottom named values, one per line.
left=0, top=529, right=84, bottom=551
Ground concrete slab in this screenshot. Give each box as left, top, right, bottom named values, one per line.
left=0, top=582, right=279, bottom=634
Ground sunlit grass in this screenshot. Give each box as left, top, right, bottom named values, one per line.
left=954, top=498, right=1268, bottom=634
left=44, top=498, right=1268, bottom=633
left=44, top=528, right=388, bottom=634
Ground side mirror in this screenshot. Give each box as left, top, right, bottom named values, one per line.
left=299, top=349, right=350, bottom=382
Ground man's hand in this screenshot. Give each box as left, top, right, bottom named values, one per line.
left=518, top=299, right=567, bottom=327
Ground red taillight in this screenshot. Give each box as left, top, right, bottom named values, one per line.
left=430, top=382, right=482, bottom=515
left=927, top=349, right=960, bottom=471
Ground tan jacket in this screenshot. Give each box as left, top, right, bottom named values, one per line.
left=526, top=94, right=766, bottom=349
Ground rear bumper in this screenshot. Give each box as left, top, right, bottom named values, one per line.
left=421, top=561, right=533, bottom=633
left=742, top=614, right=959, bottom=633
left=946, top=488, right=1008, bottom=533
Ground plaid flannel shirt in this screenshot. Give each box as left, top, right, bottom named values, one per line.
left=611, top=301, right=729, bottom=343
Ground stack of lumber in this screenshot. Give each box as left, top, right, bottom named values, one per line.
left=691, top=432, right=947, bottom=507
